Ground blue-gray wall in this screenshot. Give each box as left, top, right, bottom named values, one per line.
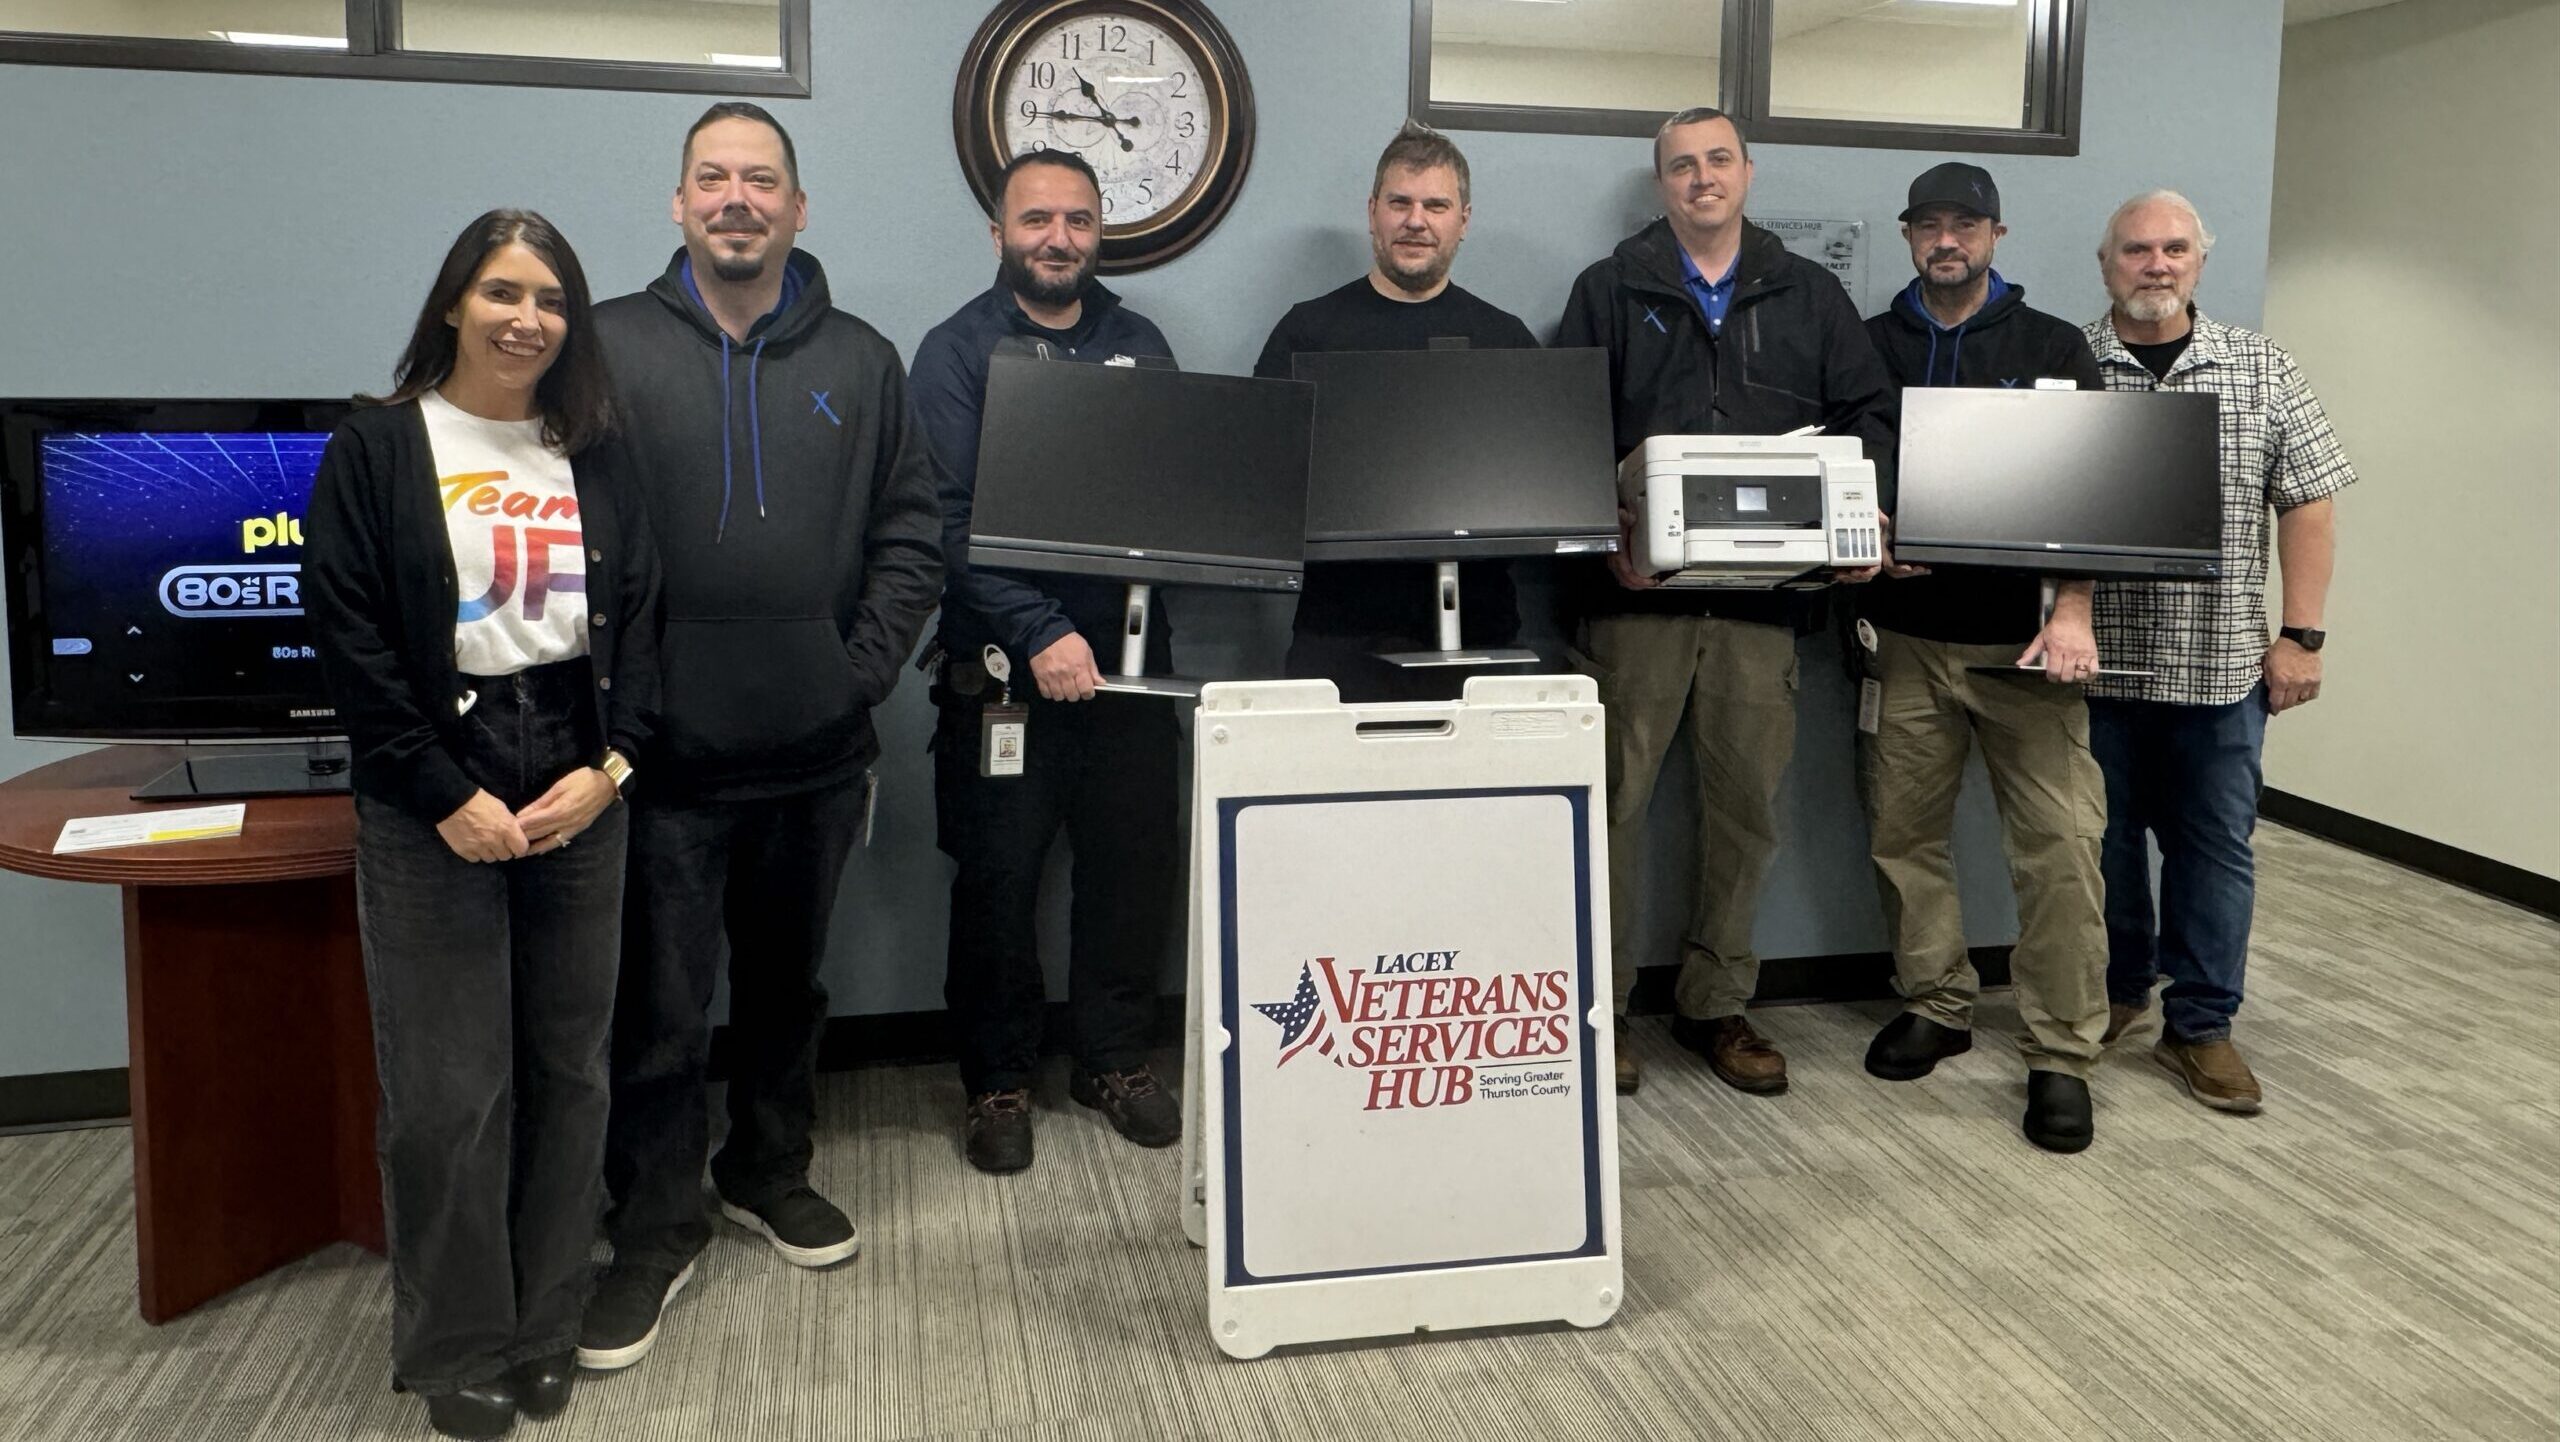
left=0, top=0, right=2285, bottom=1077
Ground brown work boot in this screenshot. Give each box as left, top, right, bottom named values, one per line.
left=1614, top=1018, right=1640, bottom=1096
left=2153, top=1037, right=2262, bottom=1114
left=1672, top=1014, right=1789, bottom=1095
left=2102, top=1001, right=2150, bottom=1046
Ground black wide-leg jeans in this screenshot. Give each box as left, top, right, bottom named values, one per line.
left=353, top=660, right=624, bottom=1396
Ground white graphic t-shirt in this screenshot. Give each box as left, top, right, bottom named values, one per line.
left=420, top=390, right=589, bottom=677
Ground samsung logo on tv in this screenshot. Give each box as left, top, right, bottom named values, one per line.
left=288, top=708, right=336, bottom=719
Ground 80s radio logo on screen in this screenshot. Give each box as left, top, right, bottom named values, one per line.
left=159, top=563, right=304, bottom=617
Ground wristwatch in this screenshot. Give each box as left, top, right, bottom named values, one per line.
left=600, top=748, right=635, bottom=793
left=2279, top=626, right=2326, bottom=652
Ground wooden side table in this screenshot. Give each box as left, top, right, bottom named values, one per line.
left=0, top=745, right=382, bottom=1323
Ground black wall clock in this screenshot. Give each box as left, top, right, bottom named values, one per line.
left=954, top=0, right=1257, bottom=273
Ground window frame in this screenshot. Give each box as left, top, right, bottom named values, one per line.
left=1409, top=0, right=2082, bottom=157
left=0, top=0, right=811, bottom=97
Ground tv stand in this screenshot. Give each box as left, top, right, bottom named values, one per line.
left=1377, top=561, right=1540, bottom=670
left=132, top=741, right=353, bottom=802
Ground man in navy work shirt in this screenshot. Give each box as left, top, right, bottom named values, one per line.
left=910, top=148, right=1183, bottom=1176
left=1252, top=122, right=1539, bottom=701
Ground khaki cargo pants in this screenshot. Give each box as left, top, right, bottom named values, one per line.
left=1857, top=628, right=2108, bottom=1076
left=1579, top=613, right=1799, bottom=1022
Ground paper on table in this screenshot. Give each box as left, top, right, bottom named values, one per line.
left=54, top=804, right=247, bottom=855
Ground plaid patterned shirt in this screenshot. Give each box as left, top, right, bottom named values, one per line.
left=2082, top=310, right=2356, bottom=706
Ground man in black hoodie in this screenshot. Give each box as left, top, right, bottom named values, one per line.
left=1853, top=163, right=2109, bottom=1155
left=577, top=103, right=943, bottom=1371
left=1556, top=108, right=1895, bottom=1099
left=910, top=149, right=1183, bottom=1176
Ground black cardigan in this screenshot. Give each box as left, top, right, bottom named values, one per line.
left=302, top=399, right=662, bottom=824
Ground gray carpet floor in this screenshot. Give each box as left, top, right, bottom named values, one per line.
left=2, top=823, right=2554, bottom=1440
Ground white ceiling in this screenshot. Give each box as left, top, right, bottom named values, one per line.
left=2283, top=0, right=2410, bottom=24
left=1431, top=0, right=2013, bottom=57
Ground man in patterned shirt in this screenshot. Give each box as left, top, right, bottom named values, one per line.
left=2081, top=190, right=2354, bottom=1115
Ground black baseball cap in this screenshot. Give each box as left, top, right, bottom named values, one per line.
left=1899, top=162, right=2001, bottom=222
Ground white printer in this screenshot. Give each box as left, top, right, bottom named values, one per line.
left=1617, top=433, right=1882, bottom=588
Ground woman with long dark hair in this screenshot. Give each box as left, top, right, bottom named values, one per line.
left=304, top=209, right=659, bottom=1440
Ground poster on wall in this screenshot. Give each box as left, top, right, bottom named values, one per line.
left=1760, top=215, right=1868, bottom=306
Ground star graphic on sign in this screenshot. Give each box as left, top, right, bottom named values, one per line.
left=1251, top=960, right=1340, bottom=1067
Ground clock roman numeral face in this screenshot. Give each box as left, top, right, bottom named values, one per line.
left=1003, top=14, right=1214, bottom=228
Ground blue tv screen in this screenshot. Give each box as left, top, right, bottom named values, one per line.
left=5, top=401, right=351, bottom=741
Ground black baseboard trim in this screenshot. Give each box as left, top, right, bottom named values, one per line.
left=0, top=1067, right=130, bottom=1131
left=0, top=948, right=2016, bottom=1128
left=2261, top=788, right=2559, bottom=921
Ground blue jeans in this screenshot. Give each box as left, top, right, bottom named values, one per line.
left=2087, top=686, right=2269, bottom=1044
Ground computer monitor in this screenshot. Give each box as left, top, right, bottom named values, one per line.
left=1289, top=348, right=1617, bottom=562
left=1892, top=388, right=2223, bottom=579
left=969, top=355, right=1312, bottom=592
left=3, top=399, right=351, bottom=745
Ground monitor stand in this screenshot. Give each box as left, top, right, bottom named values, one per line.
left=1965, top=578, right=2157, bottom=681
left=132, top=742, right=354, bottom=802
left=1093, top=582, right=1205, bottom=698
left=1376, top=562, right=1542, bottom=670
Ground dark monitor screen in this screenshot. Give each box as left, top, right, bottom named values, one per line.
left=970, top=355, right=1312, bottom=590
left=3, top=399, right=351, bottom=741
left=1289, top=347, right=1618, bottom=560
left=1893, top=388, right=2223, bottom=579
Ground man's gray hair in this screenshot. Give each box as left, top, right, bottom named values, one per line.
left=2100, top=189, right=2216, bottom=257
left=1653, top=106, right=1748, bottom=173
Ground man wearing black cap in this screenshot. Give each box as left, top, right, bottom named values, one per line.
left=1853, top=161, right=2110, bottom=1153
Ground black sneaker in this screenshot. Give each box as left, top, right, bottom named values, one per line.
left=575, top=1259, right=693, bottom=1372
left=1864, top=1012, right=1972, bottom=1081
left=719, top=1186, right=859, bottom=1268
left=966, top=1088, right=1035, bottom=1174
left=1070, top=1064, right=1181, bottom=1148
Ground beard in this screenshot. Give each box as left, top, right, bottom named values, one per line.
left=1919, top=249, right=1988, bottom=295
left=1000, top=239, right=1096, bottom=309
left=2120, top=286, right=2187, bottom=323
left=708, top=251, right=767, bottom=283
left=1373, top=236, right=1454, bottom=295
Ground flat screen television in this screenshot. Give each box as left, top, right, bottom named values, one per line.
left=3, top=399, right=352, bottom=792
left=1891, top=388, right=2223, bottom=579
left=970, top=354, right=1312, bottom=592
left=1289, top=347, right=1618, bottom=562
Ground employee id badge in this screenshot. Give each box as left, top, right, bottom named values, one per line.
left=981, top=701, right=1029, bottom=778
left=1858, top=678, right=1882, bottom=736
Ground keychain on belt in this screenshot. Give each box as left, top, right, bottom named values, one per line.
left=979, top=644, right=1028, bottom=778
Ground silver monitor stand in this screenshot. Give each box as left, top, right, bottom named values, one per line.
left=1376, top=561, right=1542, bottom=670
left=1967, top=577, right=2157, bottom=680
left=1094, top=582, right=1206, bottom=698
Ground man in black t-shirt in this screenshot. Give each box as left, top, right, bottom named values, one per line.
left=1854, top=163, right=2110, bottom=1154
left=1252, top=122, right=1539, bottom=701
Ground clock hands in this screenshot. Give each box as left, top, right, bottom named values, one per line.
left=1033, top=107, right=1140, bottom=131
left=1069, top=70, right=1138, bottom=151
